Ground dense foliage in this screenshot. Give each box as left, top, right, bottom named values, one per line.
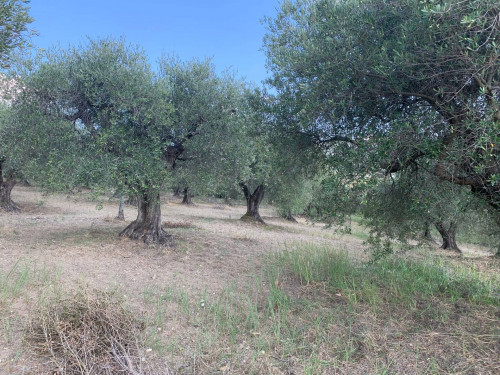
left=6, top=39, right=263, bottom=242
left=264, top=0, right=500, bottom=250
left=0, top=0, right=34, bottom=210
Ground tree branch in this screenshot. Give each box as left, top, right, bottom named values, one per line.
left=239, top=182, right=250, bottom=200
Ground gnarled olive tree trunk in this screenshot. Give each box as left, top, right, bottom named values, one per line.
left=434, top=221, right=460, bottom=253
left=493, top=216, right=500, bottom=257
left=181, top=187, right=193, bottom=205
left=0, top=160, right=20, bottom=212
left=240, top=183, right=265, bottom=224
left=119, top=190, right=170, bottom=245
left=0, top=178, right=19, bottom=212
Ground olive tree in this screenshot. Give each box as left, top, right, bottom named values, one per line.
left=264, top=0, right=500, bottom=228
left=265, top=111, right=320, bottom=222
left=240, top=89, right=330, bottom=224
left=12, top=39, right=173, bottom=243
left=160, top=58, right=253, bottom=207
left=0, top=103, right=20, bottom=210
left=0, top=82, right=89, bottom=211
left=0, top=0, right=34, bottom=210
left=363, top=169, right=477, bottom=253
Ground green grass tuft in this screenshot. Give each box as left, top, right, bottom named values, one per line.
left=0, top=260, right=60, bottom=306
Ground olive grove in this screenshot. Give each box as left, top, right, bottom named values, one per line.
left=7, top=39, right=260, bottom=244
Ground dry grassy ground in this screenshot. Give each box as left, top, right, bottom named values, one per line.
left=0, top=186, right=499, bottom=374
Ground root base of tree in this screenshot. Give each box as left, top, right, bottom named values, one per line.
left=240, top=213, right=265, bottom=224
left=440, top=244, right=461, bottom=254
left=0, top=179, right=20, bottom=212
left=0, top=201, right=20, bottom=212
left=119, top=223, right=172, bottom=245
left=435, top=221, right=461, bottom=254
left=181, top=188, right=194, bottom=205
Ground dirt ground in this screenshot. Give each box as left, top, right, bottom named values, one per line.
left=0, top=186, right=366, bottom=295
left=0, top=186, right=499, bottom=375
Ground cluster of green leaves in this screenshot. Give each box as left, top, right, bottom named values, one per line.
left=363, top=172, right=475, bottom=243
left=0, top=0, right=34, bottom=67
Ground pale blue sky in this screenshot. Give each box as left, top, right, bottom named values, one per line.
left=29, top=1, right=280, bottom=85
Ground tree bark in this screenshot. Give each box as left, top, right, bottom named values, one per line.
left=495, top=216, right=500, bottom=257
left=240, top=183, right=265, bottom=224
left=116, top=195, right=125, bottom=221
left=119, top=191, right=170, bottom=245
left=0, top=178, right=19, bottom=212
left=172, top=186, right=181, bottom=197
left=434, top=221, right=461, bottom=253
left=0, top=159, right=20, bottom=212
left=181, top=187, right=193, bottom=205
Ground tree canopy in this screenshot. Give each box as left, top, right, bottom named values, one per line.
left=8, top=38, right=273, bottom=243
left=160, top=57, right=253, bottom=202
left=264, top=0, right=500, bottom=231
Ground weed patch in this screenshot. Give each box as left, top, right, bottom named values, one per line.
left=0, top=260, right=59, bottom=306
left=130, top=244, right=500, bottom=374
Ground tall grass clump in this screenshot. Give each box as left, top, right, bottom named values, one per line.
left=0, top=260, right=31, bottom=305
left=373, top=257, right=497, bottom=305
left=274, top=244, right=499, bottom=307
left=277, top=246, right=359, bottom=289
